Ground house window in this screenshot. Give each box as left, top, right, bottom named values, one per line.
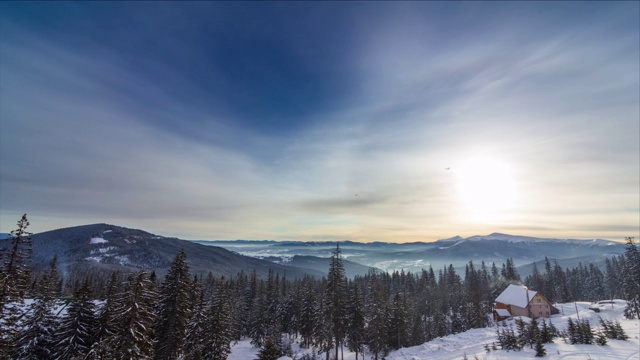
left=546, top=312, right=549, bottom=315
left=539, top=311, right=542, bottom=316
left=536, top=299, right=541, bottom=303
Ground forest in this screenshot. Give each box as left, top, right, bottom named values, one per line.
left=1, top=215, right=639, bottom=360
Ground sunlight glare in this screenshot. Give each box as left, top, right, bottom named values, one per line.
left=455, top=156, right=517, bottom=221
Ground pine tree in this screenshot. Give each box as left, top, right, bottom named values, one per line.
left=154, top=248, right=192, bottom=360
left=534, top=335, right=546, bottom=357
left=112, top=271, right=158, bottom=360
left=595, top=328, right=607, bottom=346
left=387, top=292, right=408, bottom=350
left=365, top=277, right=389, bottom=360
left=0, top=214, right=32, bottom=357
left=53, top=278, right=97, bottom=359
left=256, top=335, right=280, bottom=360
left=86, top=272, right=120, bottom=360
left=622, top=237, right=640, bottom=319
left=540, top=319, right=554, bottom=343
left=184, top=286, right=207, bottom=360
left=346, top=283, right=365, bottom=360
left=326, top=244, right=347, bottom=360
left=567, top=318, right=577, bottom=344
left=298, top=276, right=317, bottom=348
left=184, top=281, right=232, bottom=360
left=13, top=256, right=60, bottom=359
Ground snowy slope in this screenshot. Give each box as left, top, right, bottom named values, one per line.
left=229, top=301, right=639, bottom=360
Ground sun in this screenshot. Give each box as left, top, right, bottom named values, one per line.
left=454, top=156, right=517, bottom=221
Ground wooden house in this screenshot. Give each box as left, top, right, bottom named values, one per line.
left=494, top=284, right=556, bottom=320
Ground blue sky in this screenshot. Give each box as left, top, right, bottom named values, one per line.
left=1, top=2, right=638, bottom=241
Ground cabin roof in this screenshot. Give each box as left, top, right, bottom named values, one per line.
left=495, top=284, right=538, bottom=308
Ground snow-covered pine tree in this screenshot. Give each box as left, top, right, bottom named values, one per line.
left=0, top=214, right=32, bottom=357
left=86, top=271, right=120, bottom=360
left=346, top=283, right=365, bottom=360
left=539, top=318, right=554, bottom=343
left=534, top=334, right=546, bottom=356
left=326, top=244, right=347, bottom=360
left=112, top=271, right=158, bottom=360
left=13, top=256, right=60, bottom=359
left=365, top=276, right=389, bottom=360
left=387, top=292, right=408, bottom=350
left=184, top=280, right=231, bottom=360
left=256, top=335, right=280, bottom=360
left=248, top=280, right=268, bottom=347
left=526, top=317, right=539, bottom=349
left=53, top=277, right=97, bottom=359
left=183, top=283, right=207, bottom=359
left=622, top=237, right=640, bottom=319
left=502, top=258, right=521, bottom=282
left=154, top=248, right=192, bottom=360
left=566, top=318, right=577, bottom=344
left=202, top=282, right=232, bottom=359
left=299, top=276, right=317, bottom=348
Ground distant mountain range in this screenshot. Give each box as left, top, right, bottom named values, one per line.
left=1, top=225, right=624, bottom=279
left=196, top=232, right=625, bottom=277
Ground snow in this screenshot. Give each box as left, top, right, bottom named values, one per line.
left=228, top=339, right=258, bottom=360
left=226, top=301, right=639, bottom=360
left=85, top=256, right=103, bottom=262
left=103, top=230, right=113, bottom=233
left=385, top=300, right=639, bottom=360
left=114, top=255, right=131, bottom=265
left=90, top=237, right=108, bottom=244
left=495, top=284, right=537, bottom=308
left=91, top=246, right=116, bottom=254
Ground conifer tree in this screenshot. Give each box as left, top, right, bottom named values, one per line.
left=0, top=214, right=32, bottom=357
left=326, top=244, right=347, bottom=360
left=622, top=237, right=640, bottom=319
left=183, top=285, right=207, bottom=359
left=154, top=248, right=192, bottom=360
left=257, top=335, right=280, bottom=360
left=346, top=283, right=365, bottom=360
left=54, top=278, right=97, bottom=359
left=534, top=335, right=546, bottom=357
left=13, top=256, right=60, bottom=359
left=365, top=278, right=389, bottom=360
left=112, top=271, right=158, bottom=360
left=299, top=277, right=317, bottom=348
left=86, top=272, right=120, bottom=360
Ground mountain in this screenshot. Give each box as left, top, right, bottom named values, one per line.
left=0, top=224, right=323, bottom=279
left=256, top=255, right=381, bottom=278
left=198, top=233, right=625, bottom=275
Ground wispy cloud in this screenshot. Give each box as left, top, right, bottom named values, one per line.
left=1, top=3, right=638, bottom=241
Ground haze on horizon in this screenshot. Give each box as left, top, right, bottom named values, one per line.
left=1, top=2, right=638, bottom=242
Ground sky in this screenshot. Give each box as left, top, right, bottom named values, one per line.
left=1, top=2, right=638, bottom=242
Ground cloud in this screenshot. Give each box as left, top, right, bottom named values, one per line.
left=1, top=3, right=638, bottom=241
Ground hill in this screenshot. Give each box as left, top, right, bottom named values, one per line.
left=0, top=224, right=323, bottom=279
left=257, top=255, right=381, bottom=278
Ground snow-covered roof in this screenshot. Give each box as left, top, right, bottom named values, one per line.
left=495, top=309, right=511, bottom=317
left=495, top=284, right=537, bottom=308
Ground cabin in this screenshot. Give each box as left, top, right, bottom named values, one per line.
left=493, top=284, right=557, bottom=320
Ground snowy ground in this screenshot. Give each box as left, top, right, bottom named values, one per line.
left=229, top=300, right=639, bottom=360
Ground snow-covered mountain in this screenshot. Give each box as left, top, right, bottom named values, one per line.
left=199, top=233, right=626, bottom=275
left=0, top=224, right=325, bottom=279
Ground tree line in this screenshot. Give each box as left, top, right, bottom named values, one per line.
left=2, top=215, right=639, bottom=360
